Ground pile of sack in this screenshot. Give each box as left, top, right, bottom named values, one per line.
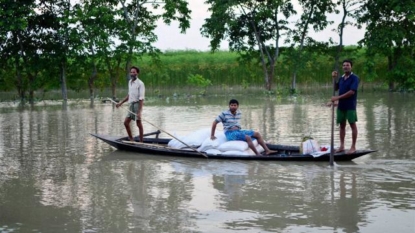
left=167, top=128, right=264, bottom=156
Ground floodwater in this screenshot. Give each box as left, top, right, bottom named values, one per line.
left=0, top=92, right=414, bottom=233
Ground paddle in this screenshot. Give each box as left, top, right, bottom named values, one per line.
left=329, top=72, right=337, bottom=166
left=107, top=98, right=208, bottom=158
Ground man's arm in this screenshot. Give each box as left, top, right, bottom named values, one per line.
left=116, top=95, right=129, bottom=108
left=211, top=121, right=218, bottom=140
left=331, top=90, right=355, bottom=102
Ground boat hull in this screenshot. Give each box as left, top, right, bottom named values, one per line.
left=91, top=133, right=375, bottom=161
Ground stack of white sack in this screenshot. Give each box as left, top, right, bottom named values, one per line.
left=167, top=128, right=212, bottom=149
left=167, top=128, right=264, bottom=156
left=201, top=137, right=264, bottom=156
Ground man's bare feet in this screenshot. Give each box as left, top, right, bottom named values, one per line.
left=128, top=137, right=135, bottom=142
left=265, top=150, right=277, bottom=155
left=258, top=150, right=278, bottom=156
left=335, top=147, right=345, bottom=153
left=346, top=148, right=356, bottom=154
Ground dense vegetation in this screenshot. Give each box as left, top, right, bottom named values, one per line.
left=0, top=0, right=414, bottom=102
left=140, top=47, right=382, bottom=90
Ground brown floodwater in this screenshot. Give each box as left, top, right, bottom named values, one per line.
left=0, top=92, right=414, bottom=233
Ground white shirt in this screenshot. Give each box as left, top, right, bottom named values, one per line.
left=128, top=78, right=145, bottom=103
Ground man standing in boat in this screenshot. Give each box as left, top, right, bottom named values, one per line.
left=116, top=66, right=145, bottom=142
left=330, top=60, right=359, bottom=154
left=210, top=99, right=276, bottom=156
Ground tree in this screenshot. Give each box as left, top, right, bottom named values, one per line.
left=117, top=0, right=191, bottom=80
left=357, top=0, right=415, bottom=91
left=0, top=0, right=32, bottom=100
left=285, top=0, right=335, bottom=92
left=332, top=0, right=361, bottom=71
left=0, top=0, right=58, bottom=102
left=36, top=0, right=84, bottom=102
left=74, top=0, right=122, bottom=101
left=201, top=0, right=296, bottom=91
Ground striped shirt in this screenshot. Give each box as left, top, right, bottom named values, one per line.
left=215, top=110, right=242, bottom=131
left=128, top=78, right=145, bottom=103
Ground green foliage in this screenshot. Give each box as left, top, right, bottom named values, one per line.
left=241, top=79, right=250, bottom=89
left=0, top=0, right=192, bottom=101
left=1, top=0, right=415, bottom=99
left=201, top=0, right=297, bottom=90
left=186, top=74, right=212, bottom=88
left=358, top=0, right=415, bottom=91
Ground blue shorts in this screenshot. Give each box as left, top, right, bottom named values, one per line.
left=225, top=130, right=255, bottom=141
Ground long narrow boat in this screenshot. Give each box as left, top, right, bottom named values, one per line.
left=91, top=131, right=375, bottom=161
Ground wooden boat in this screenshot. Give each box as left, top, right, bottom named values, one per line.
left=91, top=131, right=376, bottom=161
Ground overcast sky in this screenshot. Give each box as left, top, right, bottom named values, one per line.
left=153, top=0, right=365, bottom=51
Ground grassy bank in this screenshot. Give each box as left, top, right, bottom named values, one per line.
left=136, top=49, right=386, bottom=90
left=0, top=82, right=388, bottom=103
left=1, top=49, right=393, bottom=102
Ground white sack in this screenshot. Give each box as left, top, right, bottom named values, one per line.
left=218, top=140, right=249, bottom=152
left=197, top=130, right=227, bottom=152
left=204, top=149, right=222, bottom=155
left=167, top=134, right=185, bottom=148
left=168, top=128, right=211, bottom=149
left=221, top=150, right=250, bottom=156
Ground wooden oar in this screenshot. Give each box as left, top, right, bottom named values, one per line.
left=122, top=140, right=168, bottom=148
left=107, top=98, right=208, bottom=158
left=121, top=140, right=202, bottom=152
left=330, top=74, right=336, bottom=166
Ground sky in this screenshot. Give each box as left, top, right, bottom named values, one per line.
left=153, top=0, right=365, bottom=52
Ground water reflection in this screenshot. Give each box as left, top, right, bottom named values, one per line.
left=101, top=152, right=414, bottom=233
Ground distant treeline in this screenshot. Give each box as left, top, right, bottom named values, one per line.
left=1, top=0, right=414, bottom=102
left=0, top=46, right=403, bottom=99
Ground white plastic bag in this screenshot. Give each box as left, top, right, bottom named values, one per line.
left=300, top=139, right=320, bottom=154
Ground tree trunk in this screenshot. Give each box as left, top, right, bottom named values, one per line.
left=291, top=4, right=314, bottom=93
left=28, top=73, right=35, bottom=104
left=88, top=63, right=97, bottom=101
left=334, top=0, right=347, bottom=72
left=291, top=72, right=297, bottom=92
left=387, top=55, right=395, bottom=91
left=125, top=51, right=132, bottom=81
left=247, top=12, right=273, bottom=91
left=267, top=63, right=276, bottom=91
left=29, top=90, right=34, bottom=104
left=111, top=77, right=116, bottom=100
left=264, top=73, right=271, bottom=90
left=60, top=61, right=68, bottom=101
left=15, top=59, right=25, bottom=101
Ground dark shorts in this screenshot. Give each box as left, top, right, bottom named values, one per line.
left=337, top=109, right=357, bottom=124
left=225, top=130, right=255, bottom=141
left=126, top=102, right=141, bottom=121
